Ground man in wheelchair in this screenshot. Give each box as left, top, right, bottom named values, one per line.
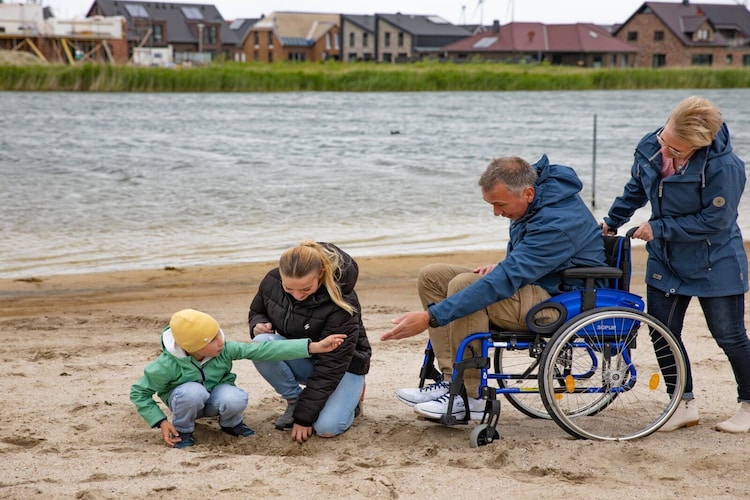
left=381, top=155, right=606, bottom=421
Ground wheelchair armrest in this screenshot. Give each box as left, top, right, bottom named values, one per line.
left=559, top=266, right=623, bottom=281
left=560, top=266, right=624, bottom=294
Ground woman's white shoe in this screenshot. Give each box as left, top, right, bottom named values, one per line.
left=715, top=402, right=750, bottom=433
left=658, top=399, right=699, bottom=432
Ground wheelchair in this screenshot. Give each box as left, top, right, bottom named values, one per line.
left=416, top=230, right=688, bottom=446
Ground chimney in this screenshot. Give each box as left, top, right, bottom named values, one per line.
left=492, top=19, right=500, bottom=33
left=682, top=0, right=689, bottom=5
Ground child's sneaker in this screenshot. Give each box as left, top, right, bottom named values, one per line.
left=274, top=400, right=297, bottom=430
left=174, top=431, right=194, bottom=448
left=221, top=422, right=256, bottom=437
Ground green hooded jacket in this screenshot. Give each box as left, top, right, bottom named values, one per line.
left=130, top=327, right=311, bottom=427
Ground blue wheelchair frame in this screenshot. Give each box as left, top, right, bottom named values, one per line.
left=417, top=231, right=686, bottom=444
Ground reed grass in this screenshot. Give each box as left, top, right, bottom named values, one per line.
left=1, top=60, right=750, bottom=92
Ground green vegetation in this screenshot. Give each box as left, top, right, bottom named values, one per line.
left=1, top=60, right=750, bottom=92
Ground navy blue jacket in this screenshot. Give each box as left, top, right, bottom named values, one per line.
left=430, top=155, right=606, bottom=325
left=604, top=124, right=748, bottom=297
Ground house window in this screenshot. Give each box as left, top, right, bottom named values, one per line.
left=398, top=32, right=404, bottom=47
left=268, top=32, right=273, bottom=45
left=384, top=32, right=391, bottom=47
left=363, top=32, right=368, bottom=47
left=253, top=32, right=259, bottom=45
left=654, top=31, right=664, bottom=41
left=382, top=52, right=392, bottom=62
left=326, top=33, right=331, bottom=50
left=696, top=29, right=709, bottom=41
left=289, top=52, right=305, bottom=61
left=206, top=26, right=217, bottom=45
left=152, top=24, right=163, bottom=43
left=726, top=54, right=733, bottom=64
left=652, top=54, right=666, bottom=67
left=349, top=32, right=355, bottom=47
left=744, top=54, right=750, bottom=66
left=691, top=54, right=712, bottom=65
left=627, top=31, right=637, bottom=41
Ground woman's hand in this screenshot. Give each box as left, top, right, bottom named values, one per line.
left=631, top=222, right=654, bottom=241
left=291, top=423, right=313, bottom=444
left=253, top=322, right=274, bottom=335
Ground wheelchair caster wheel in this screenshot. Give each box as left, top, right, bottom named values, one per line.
left=469, top=424, right=500, bottom=447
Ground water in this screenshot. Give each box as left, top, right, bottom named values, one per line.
left=2, top=89, right=750, bottom=279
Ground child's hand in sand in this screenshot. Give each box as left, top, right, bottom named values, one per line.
left=159, top=420, right=182, bottom=448
left=309, top=334, right=346, bottom=353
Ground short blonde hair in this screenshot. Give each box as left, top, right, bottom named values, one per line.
left=665, top=96, right=722, bottom=148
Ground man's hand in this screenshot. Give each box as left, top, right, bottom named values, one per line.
left=380, top=311, right=430, bottom=341
left=309, top=334, right=347, bottom=353
left=291, top=423, right=313, bottom=444
left=473, top=264, right=496, bottom=275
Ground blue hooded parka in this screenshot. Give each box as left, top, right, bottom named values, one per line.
left=430, top=154, right=606, bottom=325
left=604, top=123, right=748, bottom=297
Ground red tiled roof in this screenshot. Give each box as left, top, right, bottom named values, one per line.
left=443, top=22, right=638, bottom=53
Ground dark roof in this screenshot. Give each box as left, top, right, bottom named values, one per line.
left=341, top=14, right=375, bottom=32
left=443, top=22, right=639, bottom=54
left=615, top=2, right=750, bottom=46
left=375, top=13, right=472, bottom=37
left=229, top=18, right=259, bottom=45
left=90, top=0, right=239, bottom=45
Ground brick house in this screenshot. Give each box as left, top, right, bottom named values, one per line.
left=340, top=14, right=375, bottom=62
left=88, top=0, right=240, bottom=64
left=442, top=21, right=638, bottom=67
left=242, top=12, right=340, bottom=62
left=374, top=13, right=472, bottom=62
left=613, top=1, right=750, bottom=67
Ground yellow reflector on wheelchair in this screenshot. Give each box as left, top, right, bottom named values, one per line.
left=649, top=373, right=660, bottom=390
left=565, top=374, right=575, bottom=393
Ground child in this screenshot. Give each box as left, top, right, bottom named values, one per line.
left=130, top=308, right=345, bottom=448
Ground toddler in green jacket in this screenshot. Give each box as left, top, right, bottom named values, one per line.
left=131, top=308, right=344, bottom=448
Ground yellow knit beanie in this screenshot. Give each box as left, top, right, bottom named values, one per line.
left=169, top=309, right=219, bottom=353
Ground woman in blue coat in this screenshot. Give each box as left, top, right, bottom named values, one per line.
left=603, top=96, right=750, bottom=433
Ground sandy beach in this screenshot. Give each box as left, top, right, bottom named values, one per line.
left=1, top=246, right=749, bottom=499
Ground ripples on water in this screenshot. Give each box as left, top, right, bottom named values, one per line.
left=2, top=89, right=749, bottom=278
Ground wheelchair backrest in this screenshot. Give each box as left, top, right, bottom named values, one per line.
left=603, top=234, right=632, bottom=292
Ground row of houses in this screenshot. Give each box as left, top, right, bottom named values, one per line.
left=2, top=1, right=750, bottom=68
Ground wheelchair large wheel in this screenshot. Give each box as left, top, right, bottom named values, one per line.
left=494, top=345, right=550, bottom=419
left=538, top=307, right=686, bottom=441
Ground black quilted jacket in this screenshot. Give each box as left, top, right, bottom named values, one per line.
left=248, top=243, right=371, bottom=427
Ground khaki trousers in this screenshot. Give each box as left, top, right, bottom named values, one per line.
left=417, top=263, right=551, bottom=397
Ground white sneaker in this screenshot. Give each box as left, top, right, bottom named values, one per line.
left=397, top=381, right=450, bottom=406
left=715, top=402, right=750, bottom=433
left=658, top=399, right=699, bottom=432
left=414, top=394, right=485, bottom=420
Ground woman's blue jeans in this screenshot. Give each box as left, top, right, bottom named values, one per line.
left=167, top=382, right=248, bottom=433
left=252, top=333, right=365, bottom=436
left=647, top=286, right=750, bottom=402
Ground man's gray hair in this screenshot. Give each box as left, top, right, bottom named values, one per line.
left=478, top=157, right=537, bottom=196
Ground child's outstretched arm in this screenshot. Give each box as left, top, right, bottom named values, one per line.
left=309, top=333, right=346, bottom=354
